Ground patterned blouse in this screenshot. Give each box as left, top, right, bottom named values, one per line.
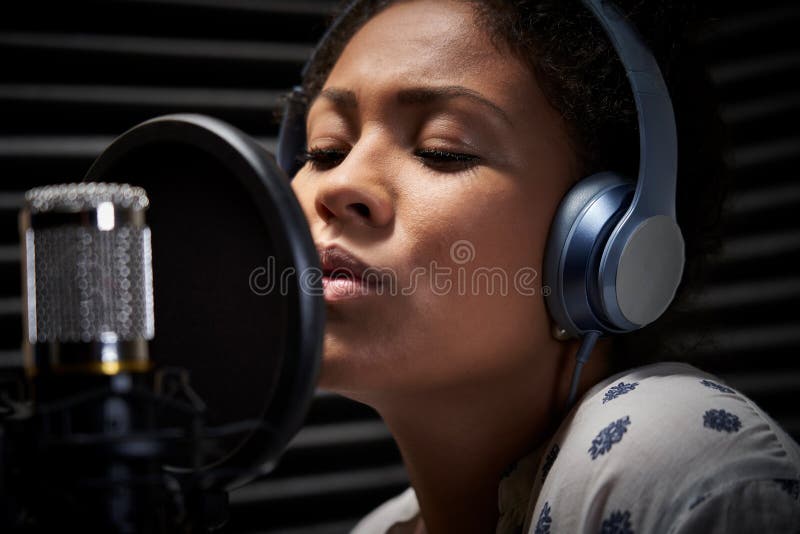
left=351, top=362, right=800, bottom=533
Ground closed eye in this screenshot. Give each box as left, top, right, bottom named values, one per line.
left=303, top=147, right=480, bottom=173
left=303, top=147, right=348, bottom=171
left=414, top=148, right=479, bottom=172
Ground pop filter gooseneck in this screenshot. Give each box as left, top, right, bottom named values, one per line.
left=84, top=114, right=324, bottom=490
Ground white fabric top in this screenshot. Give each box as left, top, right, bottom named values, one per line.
left=350, top=362, right=800, bottom=533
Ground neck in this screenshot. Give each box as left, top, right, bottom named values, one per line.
left=350, top=340, right=609, bottom=534
left=382, top=383, right=555, bottom=534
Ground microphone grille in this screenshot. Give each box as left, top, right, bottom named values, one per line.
left=25, top=182, right=149, bottom=213
left=23, top=183, right=154, bottom=344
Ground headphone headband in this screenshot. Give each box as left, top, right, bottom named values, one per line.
left=583, top=0, right=678, bottom=218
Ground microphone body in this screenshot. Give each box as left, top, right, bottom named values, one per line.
left=21, top=182, right=154, bottom=382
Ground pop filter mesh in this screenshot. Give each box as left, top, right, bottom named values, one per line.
left=95, top=143, right=289, bottom=468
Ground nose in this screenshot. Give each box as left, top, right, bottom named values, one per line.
left=313, top=152, right=395, bottom=228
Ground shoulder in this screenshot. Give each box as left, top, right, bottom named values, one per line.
left=568, top=361, right=800, bottom=472
left=524, top=362, right=800, bottom=533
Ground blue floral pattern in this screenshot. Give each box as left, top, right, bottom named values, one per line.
left=603, top=381, right=639, bottom=404
left=534, top=501, right=552, bottom=534
left=491, top=366, right=800, bottom=533
left=703, top=409, right=742, bottom=433
left=541, top=444, right=560, bottom=483
left=700, top=379, right=735, bottom=394
left=600, top=510, right=634, bottom=534
left=589, top=416, right=631, bottom=460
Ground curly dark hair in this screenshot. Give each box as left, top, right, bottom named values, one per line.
left=297, top=0, right=727, bottom=372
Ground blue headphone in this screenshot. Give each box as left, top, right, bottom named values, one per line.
left=277, top=0, right=685, bottom=406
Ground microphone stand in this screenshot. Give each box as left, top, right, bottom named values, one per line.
left=0, top=366, right=229, bottom=533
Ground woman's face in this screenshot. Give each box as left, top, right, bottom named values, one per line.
left=291, top=0, right=579, bottom=398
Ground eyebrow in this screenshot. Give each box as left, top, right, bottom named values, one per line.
left=397, top=86, right=511, bottom=125
left=314, top=85, right=511, bottom=125
left=317, top=87, right=358, bottom=109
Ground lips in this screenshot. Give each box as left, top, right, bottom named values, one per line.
left=317, top=244, right=381, bottom=300
left=319, top=245, right=371, bottom=280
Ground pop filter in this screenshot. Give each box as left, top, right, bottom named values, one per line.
left=83, top=114, right=324, bottom=490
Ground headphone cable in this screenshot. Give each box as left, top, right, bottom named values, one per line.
left=566, top=330, right=602, bottom=410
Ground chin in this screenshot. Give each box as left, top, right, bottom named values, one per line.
left=316, top=334, right=372, bottom=394
left=316, top=334, right=404, bottom=401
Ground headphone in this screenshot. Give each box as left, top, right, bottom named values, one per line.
left=276, top=0, right=685, bottom=406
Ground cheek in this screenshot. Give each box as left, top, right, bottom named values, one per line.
left=410, top=172, right=556, bottom=280
left=391, top=174, right=560, bottom=381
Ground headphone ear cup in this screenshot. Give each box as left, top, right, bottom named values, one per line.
left=543, top=172, right=634, bottom=338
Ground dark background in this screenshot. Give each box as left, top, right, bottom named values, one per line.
left=1, top=1, right=798, bottom=532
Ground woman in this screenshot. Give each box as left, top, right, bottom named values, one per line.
left=287, top=0, right=800, bottom=532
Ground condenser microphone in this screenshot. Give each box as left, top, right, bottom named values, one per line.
left=2, top=115, right=324, bottom=531
left=20, top=182, right=155, bottom=385
left=12, top=183, right=187, bottom=533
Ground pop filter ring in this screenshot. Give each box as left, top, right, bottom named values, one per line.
left=84, top=114, right=324, bottom=490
